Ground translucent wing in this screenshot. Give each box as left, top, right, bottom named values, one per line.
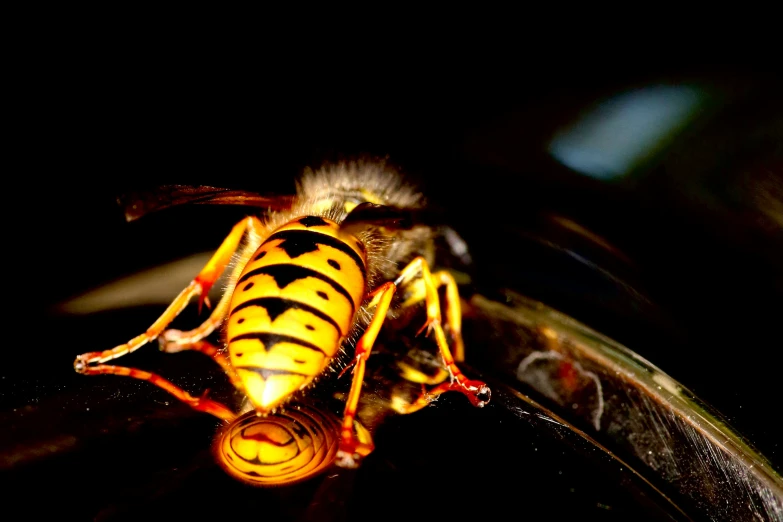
left=118, top=185, right=296, bottom=222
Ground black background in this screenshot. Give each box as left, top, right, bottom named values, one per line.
left=7, top=60, right=782, bottom=520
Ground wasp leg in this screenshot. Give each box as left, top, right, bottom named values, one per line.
left=395, top=269, right=463, bottom=386
left=352, top=418, right=373, bottom=454
left=158, top=230, right=262, bottom=351
left=74, top=216, right=265, bottom=372
left=335, top=282, right=397, bottom=468
left=399, top=270, right=464, bottom=362
left=395, top=355, right=450, bottom=386
left=78, top=363, right=237, bottom=422
left=160, top=339, right=244, bottom=392
left=394, top=257, right=490, bottom=409
left=392, top=379, right=490, bottom=414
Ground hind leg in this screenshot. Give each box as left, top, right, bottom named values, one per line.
left=78, top=362, right=237, bottom=422
left=74, top=216, right=264, bottom=371
left=159, top=339, right=244, bottom=392
left=157, top=225, right=263, bottom=352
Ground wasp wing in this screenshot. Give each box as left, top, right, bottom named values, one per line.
left=339, top=202, right=447, bottom=234
left=341, top=202, right=475, bottom=270
left=118, top=185, right=295, bottom=222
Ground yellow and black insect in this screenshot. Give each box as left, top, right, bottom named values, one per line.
left=73, top=160, right=490, bottom=481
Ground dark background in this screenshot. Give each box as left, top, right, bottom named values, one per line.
left=7, top=63, right=782, bottom=519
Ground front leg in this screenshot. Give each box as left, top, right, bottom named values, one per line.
left=395, top=268, right=464, bottom=386
left=393, top=257, right=490, bottom=411
left=74, top=216, right=264, bottom=372
left=399, top=269, right=464, bottom=362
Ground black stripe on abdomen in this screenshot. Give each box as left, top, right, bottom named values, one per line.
left=237, top=265, right=355, bottom=314
left=229, top=332, right=327, bottom=356
left=231, top=296, right=343, bottom=336
left=262, top=229, right=367, bottom=278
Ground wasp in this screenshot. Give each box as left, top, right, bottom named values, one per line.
left=73, top=160, right=491, bottom=475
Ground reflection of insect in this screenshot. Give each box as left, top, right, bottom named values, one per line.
left=213, top=404, right=350, bottom=486
left=73, top=160, right=490, bottom=475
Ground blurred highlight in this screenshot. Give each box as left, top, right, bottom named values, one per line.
left=549, top=85, right=706, bottom=180
left=56, top=253, right=213, bottom=314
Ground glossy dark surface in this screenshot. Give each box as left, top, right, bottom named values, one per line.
left=7, top=67, right=781, bottom=520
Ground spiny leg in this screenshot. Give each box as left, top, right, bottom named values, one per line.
left=74, top=216, right=265, bottom=372
left=79, top=363, right=237, bottom=422
left=335, top=281, right=397, bottom=468
left=395, top=269, right=464, bottom=386
left=394, top=257, right=490, bottom=412
left=161, top=339, right=244, bottom=392
left=399, top=270, right=464, bottom=362
left=158, top=229, right=263, bottom=351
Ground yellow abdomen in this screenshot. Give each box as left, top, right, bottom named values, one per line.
left=227, top=216, right=367, bottom=413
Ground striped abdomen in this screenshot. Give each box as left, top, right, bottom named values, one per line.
left=227, top=215, right=367, bottom=412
